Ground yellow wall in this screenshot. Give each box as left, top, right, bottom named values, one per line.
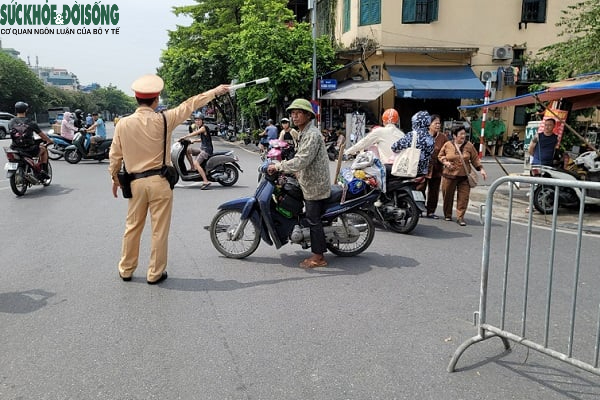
left=331, top=0, right=578, bottom=134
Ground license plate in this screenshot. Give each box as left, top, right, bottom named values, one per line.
left=412, top=190, right=425, bottom=202
left=4, top=162, right=18, bottom=171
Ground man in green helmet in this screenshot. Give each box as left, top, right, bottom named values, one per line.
left=267, top=98, right=330, bottom=268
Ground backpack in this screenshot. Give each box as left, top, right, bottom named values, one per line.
left=10, top=120, right=34, bottom=147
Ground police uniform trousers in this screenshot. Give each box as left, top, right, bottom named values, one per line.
left=118, top=174, right=173, bottom=282
left=441, top=176, right=471, bottom=220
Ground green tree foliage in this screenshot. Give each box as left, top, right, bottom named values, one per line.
left=158, top=0, right=244, bottom=105
left=0, top=52, right=46, bottom=112
left=540, top=0, right=600, bottom=79
left=159, top=0, right=338, bottom=122
left=230, top=0, right=337, bottom=119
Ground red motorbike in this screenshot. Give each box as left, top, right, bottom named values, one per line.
left=3, top=141, right=52, bottom=196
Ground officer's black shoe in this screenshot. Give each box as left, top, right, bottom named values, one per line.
left=147, top=271, right=168, bottom=285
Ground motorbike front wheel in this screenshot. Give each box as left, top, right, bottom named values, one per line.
left=42, top=162, right=52, bottom=186
left=326, top=210, right=374, bottom=257
left=388, top=195, right=420, bottom=234
left=47, top=144, right=63, bottom=160
left=10, top=166, right=28, bottom=196
left=217, top=164, right=239, bottom=186
left=533, top=185, right=556, bottom=214
left=209, top=209, right=261, bottom=259
left=64, top=149, right=82, bottom=164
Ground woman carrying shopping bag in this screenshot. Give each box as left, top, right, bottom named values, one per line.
left=437, top=126, right=487, bottom=226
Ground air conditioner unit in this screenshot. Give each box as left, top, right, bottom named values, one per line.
left=492, top=46, right=513, bottom=61
left=480, top=70, right=498, bottom=82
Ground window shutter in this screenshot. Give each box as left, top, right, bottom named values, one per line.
left=360, top=0, right=381, bottom=25
left=343, top=0, right=351, bottom=32
left=402, top=0, right=417, bottom=23
left=428, top=0, right=438, bottom=22
left=536, top=0, right=547, bottom=23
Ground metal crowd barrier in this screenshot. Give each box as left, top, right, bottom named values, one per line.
left=448, top=175, right=600, bottom=376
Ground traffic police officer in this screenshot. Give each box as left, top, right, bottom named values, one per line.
left=109, top=74, right=230, bottom=284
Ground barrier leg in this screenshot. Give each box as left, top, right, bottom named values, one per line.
left=447, top=331, right=511, bottom=372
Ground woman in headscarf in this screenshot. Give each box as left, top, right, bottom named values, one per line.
left=391, top=110, right=434, bottom=176
left=60, top=111, right=77, bottom=141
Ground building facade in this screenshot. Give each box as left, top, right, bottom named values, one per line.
left=323, top=0, right=576, bottom=137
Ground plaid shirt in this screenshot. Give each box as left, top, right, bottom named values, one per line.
left=277, top=121, right=331, bottom=200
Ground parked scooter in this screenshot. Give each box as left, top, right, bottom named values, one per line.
left=530, top=150, right=600, bottom=213
left=46, top=129, right=72, bottom=160
left=339, top=152, right=426, bottom=234
left=171, top=138, right=243, bottom=186
left=326, top=141, right=338, bottom=161
left=64, top=130, right=112, bottom=164
left=208, top=167, right=379, bottom=259
left=3, top=140, right=52, bottom=196
left=369, top=172, right=426, bottom=234
left=502, top=131, right=525, bottom=158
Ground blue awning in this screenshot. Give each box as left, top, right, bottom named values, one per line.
left=387, top=65, right=485, bottom=99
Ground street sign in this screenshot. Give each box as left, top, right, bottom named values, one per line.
left=320, top=79, right=337, bottom=90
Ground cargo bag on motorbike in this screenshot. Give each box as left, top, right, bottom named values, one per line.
left=274, top=176, right=304, bottom=218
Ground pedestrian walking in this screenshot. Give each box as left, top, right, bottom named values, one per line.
left=438, top=126, right=487, bottom=226
left=421, top=114, right=448, bottom=218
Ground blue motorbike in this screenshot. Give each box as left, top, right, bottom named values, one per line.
left=46, top=129, right=72, bottom=160
left=64, top=131, right=112, bottom=164
left=209, top=168, right=380, bottom=259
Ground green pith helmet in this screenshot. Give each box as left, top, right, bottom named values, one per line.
left=286, top=98, right=315, bottom=118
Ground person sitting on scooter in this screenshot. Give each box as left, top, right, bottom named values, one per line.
left=187, top=113, right=213, bottom=189
left=278, top=117, right=298, bottom=151
left=345, top=108, right=404, bottom=163
left=87, top=112, right=106, bottom=155
left=73, top=109, right=85, bottom=130
left=9, top=101, right=53, bottom=178
left=60, top=111, right=77, bottom=141
left=181, top=113, right=206, bottom=171
left=267, top=98, right=331, bottom=269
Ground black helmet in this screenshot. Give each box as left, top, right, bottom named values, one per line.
left=74, top=109, right=83, bottom=118
left=15, top=101, right=29, bottom=113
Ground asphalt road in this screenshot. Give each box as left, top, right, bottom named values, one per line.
left=1, top=125, right=599, bottom=399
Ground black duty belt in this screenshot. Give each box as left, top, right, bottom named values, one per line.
left=130, top=168, right=163, bottom=181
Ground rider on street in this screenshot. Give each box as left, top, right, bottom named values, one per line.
left=9, top=101, right=53, bottom=178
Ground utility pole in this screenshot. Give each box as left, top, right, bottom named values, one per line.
left=309, top=0, right=318, bottom=127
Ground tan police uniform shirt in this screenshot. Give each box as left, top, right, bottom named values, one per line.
left=108, top=90, right=217, bottom=184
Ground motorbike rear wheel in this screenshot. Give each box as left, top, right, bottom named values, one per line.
left=503, top=144, right=515, bottom=157
left=209, top=209, right=260, bottom=259
left=326, top=210, right=374, bottom=257
left=10, top=166, right=28, bottom=196
left=47, top=143, right=63, bottom=160
left=64, top=149, right=82, bottom=164
left=388, top=195, right=420, bottom=234
left=217, top=164, right=239, bottom=186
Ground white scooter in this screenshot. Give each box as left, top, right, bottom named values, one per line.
left=170, top=138, right=243, bottom=186
left=530, top=150, right=600, bottom=213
